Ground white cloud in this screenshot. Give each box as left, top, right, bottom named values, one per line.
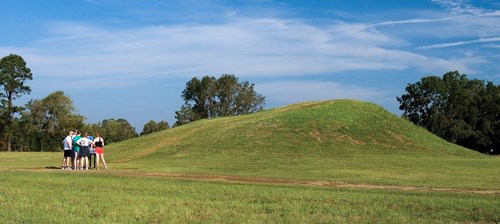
left=369, top=1, right=498, bottom=43
left=431, top=0, right=497, bottom=16
left=373, top=17, right=455, bottom=26
left=417, top=37, right=500, bottom=49
left=2, top=17, right=468, bottom=86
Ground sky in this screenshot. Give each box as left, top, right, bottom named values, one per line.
left=0, top=0, right=499, bottom=132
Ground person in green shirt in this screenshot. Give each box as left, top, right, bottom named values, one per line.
left=72, top=131, right=82, bottom=170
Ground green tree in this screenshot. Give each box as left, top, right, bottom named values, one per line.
left=98, top=118, right=138, bottom=144
left=141, top=120, right=157, bottom=135
left=175, top=74, right=265, bottom=126
left=397, top=71, right=499, bottom=154
left=141, top=120, right=169, bottom=135
left=19, top=91, right=84, bottom=151
left=174, top=104, right=199, bottom=126
left=0, top=54, right=33, bottom=151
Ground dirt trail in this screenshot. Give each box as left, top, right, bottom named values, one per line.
left=132, top=172, right=500, bottom=195
left=114, top=136, right=180, bottom=163
left=114, top=126, right=207, bottom=163
left=16, top=168, right=499, bottom=195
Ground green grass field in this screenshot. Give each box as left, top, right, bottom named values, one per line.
left=1, top=100, right=499, bottom=223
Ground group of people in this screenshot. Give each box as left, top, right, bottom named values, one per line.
left=62, top=130, right=107, bottom=170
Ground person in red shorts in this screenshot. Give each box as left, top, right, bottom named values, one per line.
left=92, top=132, right=107, bottom=169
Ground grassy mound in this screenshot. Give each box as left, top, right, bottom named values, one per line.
left=110, top=100, right=473, bottom=157
left=105, top=100, right=496, bottom=188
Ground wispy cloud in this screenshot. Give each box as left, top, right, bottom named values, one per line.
left=3, top=17, right=466, bottom=86
left=431, top=0, right=500, bottom=16
left=373, top=17, right=455, bottom=26
left=417, top=37, right=500, bottom=49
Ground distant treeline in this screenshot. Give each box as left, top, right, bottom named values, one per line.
left=0, top=54, right=171, bottom=151
left=0, top=54, right=264, bottom=151
left=1, top=89, right=170, bottom=151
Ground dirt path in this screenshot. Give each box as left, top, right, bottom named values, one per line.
left=15, top=168, right=499, bottom=195
left=125, top=171, right=500, bottom=195
left=114, top=136, right=180, bottom=163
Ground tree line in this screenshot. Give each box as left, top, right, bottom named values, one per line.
left=4, top=89, right=169, bottom=151
left=0, top=55, right=264, bottom=151
left=0, top=54, right=172, bottom=151
left=1, top=54, right=497, bottom=154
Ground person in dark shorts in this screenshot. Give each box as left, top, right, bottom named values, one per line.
left=62, top=131, right=74, bottom=170
left=77, top=132, right=93, bottom=170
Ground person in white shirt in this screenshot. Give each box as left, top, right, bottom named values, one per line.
left=76, top=132, right=93, bottom=170
left=61, top=131, right=74, bottom=170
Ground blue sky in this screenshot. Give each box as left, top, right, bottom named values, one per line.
left=1, top=0, right=499, bottom=131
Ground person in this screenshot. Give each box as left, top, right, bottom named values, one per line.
left=72, top=131, right=82, bottom=170
left=87, top=134, right=95, bottom=168
left=77, top=132, right=93, bottom=170
left=93, top=132, right=107, bottom=169
left=61, top=131, right=74, bottom=170
left=87, top=134, right=94, bottom=153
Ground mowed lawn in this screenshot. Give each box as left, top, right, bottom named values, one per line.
left=1, top=151, right=499, bottom=223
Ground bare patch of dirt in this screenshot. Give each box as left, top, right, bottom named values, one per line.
left=309, top=130, right=321, bottom=141
left=17, top=168, right=499, bottom=195
left=336, top=134, right=365, bottom=145
left=133, top=172, right=499, bottom=195
left=386, top=130, right=413, bottom=145
left=370, top=140, right=397, bottom=149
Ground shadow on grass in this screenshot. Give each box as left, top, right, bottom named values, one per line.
left=45, top=166, right=61, bottom=169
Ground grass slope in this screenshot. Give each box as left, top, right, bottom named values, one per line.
left=104, top=100, right=498, bottom=189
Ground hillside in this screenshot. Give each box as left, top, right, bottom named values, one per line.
left=104, top=100, right=496, bottom=188
left=108, top=99, right=475, bottom=158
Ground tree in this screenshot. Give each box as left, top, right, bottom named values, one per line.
left=397, top=71, right=499, bottom=154
left=174, top=104, right=199, bottom=126
left=175, top=74, right=265, bottom=126
left=19, top=91, right=84, bottom=151
left=0, top=54, right=33, bottom=151
left=180, top=76, right=217, bottom=119
left=141, top=120, right=169, bottom=135
left=98, top=118, right=138, bottom=144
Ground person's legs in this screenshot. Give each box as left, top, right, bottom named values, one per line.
left=100, top=154, right=107, bottom=169
left=71, top=150, right=75, bottom=169
left=64, top=157, right=68, bottom=168
left=78, top=157, right=83, bottom=169
left=73, top=152, right=79, bottom=170
left=83, top=157, right=89, bottom=170
left=63, top=150, right=72, bottom=169
left=77, top=153, right=82, bottom=170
